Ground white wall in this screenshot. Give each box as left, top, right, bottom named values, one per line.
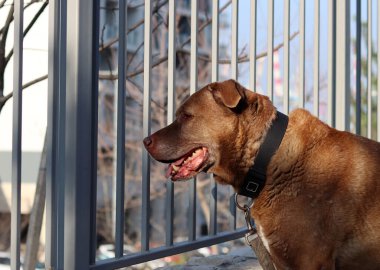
left=0, top=3, right=49, bottom=216
left=0, top=3, right=48, bottom=154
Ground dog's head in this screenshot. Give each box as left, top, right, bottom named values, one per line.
left=143, top=79, right=275, bottom=188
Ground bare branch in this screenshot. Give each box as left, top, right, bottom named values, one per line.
left=0, top=74, right=47, bottom=112
left=99, top=0, right=168, bottom=52
left=127, top=1, right=145, bottom=9
left=0, top=0, right=43, bottom=35
left=179, top=0, right=232, bottom=49
left=112, top=0, right=231, bottom=56
left=0, top=4, right=14, bottom=97
left=5, top=1, right=49, bottom=66
left=126, top=78, right=166, bottom=111
left=100, top=55, right=168, bottom=80
left=181, top=30, right=300, bottom=64
left=99, top=30, right=299, bottom=81
left=0, top=0, right=7, bottom=8
left=126, top=19, right=164, bottom=70
left=0, top=0, right=298, bottom=115
left=0, top=4, right=13, bottom=51
left=21, top=74, right=48, bottom=90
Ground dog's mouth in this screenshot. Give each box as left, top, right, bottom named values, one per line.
left=165, top=147, right=209, bottom=181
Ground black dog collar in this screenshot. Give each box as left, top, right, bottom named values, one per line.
left=238, top=111, right=289, bottom=198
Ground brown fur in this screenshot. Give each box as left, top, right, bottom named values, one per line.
left=144, top=79, right=380, bottom=270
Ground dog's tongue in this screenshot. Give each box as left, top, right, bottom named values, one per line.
left=165, top=157, right=186, bottom=178
left=173, top=157, right=185, bottom=166
left=165, top=166, right=172, bottom=178
left=165, top=147, right=207, bottom=179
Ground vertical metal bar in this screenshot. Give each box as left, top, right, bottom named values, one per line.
left=299, top=0, right=305, bottom=108
left=209, top=180, right=217, bottom=235
left=211, top=0, right=219, bottom=83
left=231, top=0, right=238, bottom=80
left=167, top=0, right=176, bottom=119
left=46, top=0, right=58, bottom=265
left=91, top=1, right=100, bottom=262
left=58, top=1, right=68, bottom=265
left=283, top=0, right=290, bottom=114
left=57, top=2, right=67, bottom=267
left=166, top=0, right=176, bottom=246
left=190, top=0, right=198, bottom=96
left=367, top=0, right=372, bottom=138
left=356, top=0, right=362, bottom=135
left=327, top=0, right=336, bottom=127
left=378, top=0, right=380, bottom=140
left=189, top=0, right=198, bottom=241
left=313, top=0, right=320, bottom=117
left=210, top=0, right=219, bottom=236
left=230, top=0, right=238, bottom=231
left=46, top=0, right=67, bottom=268
left=64, top=0, right=98, bottom=268
left=142, top=0, right=152, bottom=251
left=11, top=0, right=23, bottom=269
left=115, top=0, right=127, bottom=258
left=249, top=0, right=257, bottom=92
left=335, top=0, right=351, bottom=131
left=267, top=0, right=274, bottom=100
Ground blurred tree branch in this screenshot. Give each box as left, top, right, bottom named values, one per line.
left=0, top=1, right=48, bottom=113
left=4, top=1, right=49, bottom=66
left=0, top=0, right=299, bottom=113
left=98, top=30, right=299, bottom=81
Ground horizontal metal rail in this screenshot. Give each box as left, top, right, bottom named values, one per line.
left=90, top=229, right=248, bottom=270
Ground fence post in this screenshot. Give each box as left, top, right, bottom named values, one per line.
left=356, top=0, right=361, bottom=135
left=335, top=0, right=350, bottom=131
left=11, top=0, right=23, bottom=269
left=64, top=0, right=99, bottom=269
left=46, top=0, right=66, bottom=268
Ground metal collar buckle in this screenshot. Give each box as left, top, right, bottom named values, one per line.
left=235, top=194, right=258, bottom=246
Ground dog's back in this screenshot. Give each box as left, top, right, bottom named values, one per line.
left=253, top=109, right=380, bottom=269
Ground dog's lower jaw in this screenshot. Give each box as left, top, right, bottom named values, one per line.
left=208, top=166, right=246, bottom=190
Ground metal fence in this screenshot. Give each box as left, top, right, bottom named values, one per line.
left=9, top=0, right=380, bottom=269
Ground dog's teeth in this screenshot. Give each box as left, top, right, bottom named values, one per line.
left=173, top=165, right=179, bottom=171
left=185, top=156, right=192, bottom=163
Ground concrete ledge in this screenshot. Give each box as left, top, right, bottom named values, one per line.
left=157, top=247, right=263, bottom=270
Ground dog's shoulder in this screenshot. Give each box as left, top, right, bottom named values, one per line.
left=288, top=108, right=321, bottom=126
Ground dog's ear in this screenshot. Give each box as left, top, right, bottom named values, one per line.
left=208, top=79, right=246, bottom=109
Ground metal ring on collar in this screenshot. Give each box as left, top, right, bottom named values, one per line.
left=234, top=193, right=254, bottom=211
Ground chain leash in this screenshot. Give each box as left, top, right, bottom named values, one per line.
left=235, top=193, right=258, bottom=246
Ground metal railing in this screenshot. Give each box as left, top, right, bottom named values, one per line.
left=9, top=0, right=380, bottom=269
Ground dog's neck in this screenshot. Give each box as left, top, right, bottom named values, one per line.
left=211, top=94, right=288, bottom=194
left=238, top=111, right=289, bottom=198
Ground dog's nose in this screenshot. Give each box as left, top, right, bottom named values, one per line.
left=143, top=136, right=152, bottom=147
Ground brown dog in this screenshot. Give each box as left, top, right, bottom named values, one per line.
left=143, top=79, right=380, bottom=270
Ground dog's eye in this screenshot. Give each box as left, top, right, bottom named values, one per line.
left=179, top=112, right=193, bottom=121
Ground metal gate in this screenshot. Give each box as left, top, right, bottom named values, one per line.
left=9, top=0, right=380, bottom=269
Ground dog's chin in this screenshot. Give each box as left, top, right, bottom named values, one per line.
left=170, top=171, right=200, bottom=182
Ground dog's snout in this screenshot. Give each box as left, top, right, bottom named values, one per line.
left=143, top=136, right=153, bottom=147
